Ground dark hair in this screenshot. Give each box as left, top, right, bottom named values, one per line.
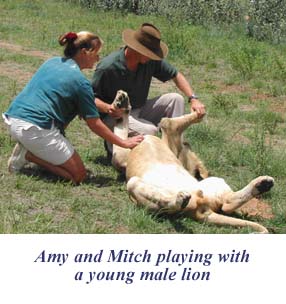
left=58, top=31, right=102, bottom=58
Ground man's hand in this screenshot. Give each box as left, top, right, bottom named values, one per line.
left=190, top=99, right=206, bottom=118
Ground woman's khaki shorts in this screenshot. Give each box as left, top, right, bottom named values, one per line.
left=3, top=115, right=74, bottom=165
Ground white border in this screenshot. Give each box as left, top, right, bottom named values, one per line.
left=0, top=234, right=284, bottom=303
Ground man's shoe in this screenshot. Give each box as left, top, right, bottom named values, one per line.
left=8, top=143, right=28, bottom=173
left=104, top=140, right=112, bottom=162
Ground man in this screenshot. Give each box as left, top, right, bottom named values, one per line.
left=92, top=23, right=205, bottom=152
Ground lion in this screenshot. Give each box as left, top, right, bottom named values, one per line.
left=111, top=90, right=274, bottom=233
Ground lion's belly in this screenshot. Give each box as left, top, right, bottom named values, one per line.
left=198, top=177, right=232, bottom=196
left=141, top=164, right=232, bottom=196
left=141, top=163, right=199, bottom=193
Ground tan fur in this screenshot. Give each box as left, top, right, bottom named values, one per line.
left=111, top=91, right=274, bottom=233
left=111, top=90, right=131, bottom=171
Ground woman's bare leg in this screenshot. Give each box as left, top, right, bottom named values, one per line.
left=26, top=150, right=86, bottom=184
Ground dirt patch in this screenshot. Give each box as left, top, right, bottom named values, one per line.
left=218, top=83, right=247, bottom=94
left=270, top=136, right=286, bottom=151
left=238, top=198, right=274, bottom=219
left=0, top=61, right=34, bottom=85
left=0, top=40, right=54, bottom=85
left=239, top=104, right=256, bottom=112
left=251, top=93, right=272, bottom=101
left=151, top=78, right=175, bottom=92
left=231, top=133, right=251, bottom=144
left=0, top=40, right=52, bottom=60
left=268, top=100, right=286, bottom=115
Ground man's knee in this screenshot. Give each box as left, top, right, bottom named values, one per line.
left=143, top=124, right=158, bottom=135
left=164, top=93, right=185, bottom=117
left=168, top=92, right=184, bottom=104
left=129, top=124, right=158, bottom=136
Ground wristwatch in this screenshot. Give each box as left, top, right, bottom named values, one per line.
left=188, top=94, right=198, bottom=103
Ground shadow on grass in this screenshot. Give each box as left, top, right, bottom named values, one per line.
left=20, top=165, right=117, bottom=187
left=93, top=154, right=127, bottom=183
left=152, top=212, right=194, bottom=234
left=93, top=155, right=112, bottom=167
left=153, top=210, right=280, bottom=234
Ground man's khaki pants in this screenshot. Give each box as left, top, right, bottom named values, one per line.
left=103, top=93, right=185, bottom=152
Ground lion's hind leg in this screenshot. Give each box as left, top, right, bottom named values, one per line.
left=221, top=176, right=274, bottom=214
left=191, top=199, right=268, bottom=233
left=127, top=176, right=191, bottom=212
left=203, top=211, right=269, bottom=233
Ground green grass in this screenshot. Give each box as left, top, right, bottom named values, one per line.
left=0, top=0, right=285, bottom=234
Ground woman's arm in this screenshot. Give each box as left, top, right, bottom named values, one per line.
left=95, top=98, right=124, bottom=118
left=86, top=117, right=143, bottom=148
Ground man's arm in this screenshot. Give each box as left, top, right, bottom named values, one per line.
left=172, top=72, right=206, bottom=117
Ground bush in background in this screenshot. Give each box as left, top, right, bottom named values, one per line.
left=66, top=0, right=286, bottom=43
left=248, top=0, right=286, bottom=43
left=69, top=0, right=245, bottom=24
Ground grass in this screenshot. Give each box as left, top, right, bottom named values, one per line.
left=0, top=0, right=285, bottom=234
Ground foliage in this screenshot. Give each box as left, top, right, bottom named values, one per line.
left=67, top=0, right=286, bottom=43
left=69, top=0, right=245, bottom=24
left=248, top=0, right=286, bottom=43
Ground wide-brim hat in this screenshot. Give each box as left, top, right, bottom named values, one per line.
left=122, top=23, right=168, bottom=60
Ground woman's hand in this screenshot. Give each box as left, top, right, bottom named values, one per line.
left=107, top=104, right=125, bottom=118
left=86, top=117, right=144, bottom=149
left=122, top=135, right=144, bottom=149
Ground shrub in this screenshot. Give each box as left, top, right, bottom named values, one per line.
left=69, top=0, right=245, bottom=24
left=248, top=0, right=286, bottom=43
left=228, top=43, right=262, bottom=79
left=66, top=0, right=286, bottom=43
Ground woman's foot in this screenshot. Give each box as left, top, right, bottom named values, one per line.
left=8, top=142, right=28, bottom=173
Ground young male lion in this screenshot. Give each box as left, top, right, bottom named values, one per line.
left=111, top=91, right=274, bottom=233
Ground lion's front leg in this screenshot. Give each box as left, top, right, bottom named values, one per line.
left=159, top=111, right=203, bottom=135
left=112, top=117, right=130, bottom=171
left=111, top=90, right=131, bottom=112
left=127, top=176, right=191, bottom=212
left=178, top=142, right=208, bottom=179
left=159, top=112, right=206, bottom=172
left=111, top=90, right=131, bottom=171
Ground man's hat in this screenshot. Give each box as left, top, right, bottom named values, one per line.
left=122, top=23, right=168, bottom=60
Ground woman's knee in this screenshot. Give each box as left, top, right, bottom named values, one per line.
left=63, top=152, right=87, bottom=183
left=73, top=166, right=87, bottom=184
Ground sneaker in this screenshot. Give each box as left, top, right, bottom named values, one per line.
left=8, top=142, right=28, bottom=173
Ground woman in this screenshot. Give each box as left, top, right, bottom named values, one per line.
left=3, top=31, right=143, bottom=184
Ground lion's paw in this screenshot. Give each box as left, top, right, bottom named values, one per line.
left=252, top=176, right=274, bottom=196
left=113, top=90, right=130, bottom=111
left=176, top=191, right=191, bottom=209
